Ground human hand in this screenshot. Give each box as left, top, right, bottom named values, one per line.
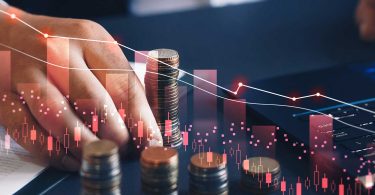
left=356, top=0, right=375, bottom=40
left=0, top=5, right=162, bottom=171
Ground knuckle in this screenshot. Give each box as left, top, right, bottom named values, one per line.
left=72, top=19, right=104, bottom=36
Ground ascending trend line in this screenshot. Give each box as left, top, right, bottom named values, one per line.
left=1, top=9, right=375, bottom=133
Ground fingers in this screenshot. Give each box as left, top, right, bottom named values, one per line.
left=64, top=53, right=131, bottom=152
left=16, top=70, right=98, bottom=159
left=0, top=91, right=80, bottom=171
left=82, top=36, right=163, bottom=148
left=357, top=0, right=375, bottom=40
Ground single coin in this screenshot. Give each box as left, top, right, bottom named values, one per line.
left=83, top=140, right=118, bottom=160
left=141, top=147, right=178, bottom=166
left=242, top=157, right=280, bottom=175
left=147, top=49, right=179, bottom=64
left=190, top=152, right=225, bottom=170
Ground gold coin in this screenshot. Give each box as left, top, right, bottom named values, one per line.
left=243, top=157, right=280, bottom=174
left=190, top=152, right=225, bottom=169
left=141, top=147, right=178, bottom=166
left=83, top=140, right=118, bottom=160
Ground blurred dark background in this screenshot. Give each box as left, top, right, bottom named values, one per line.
left=5, top=0, right=261, bottom=18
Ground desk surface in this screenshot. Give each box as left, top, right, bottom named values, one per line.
left=16, top=0, right=375, bottom=194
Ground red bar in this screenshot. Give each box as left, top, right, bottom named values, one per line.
left=296, top=182, right=302, bottom=195
left=183, top=131, right=189, bottom=146
left=309, top=115, right=333, bottom=151
left=266, top=173, right=272, bottom=184
left=223, top=153, right=227, bottom=165
left=339, top=184, right=344, bottom=195
left=138, top=121, right=144, bottom=138
left=223, top=98, right=246, bottom=127
left=74, top=126, right=81, bottom=146
left=193, top=70, right=217, bottom=127
left=92, top=115, right=98, bottom=134
left=0, top=51, right=11, bottom=91
left=30, top=128, right=36, bottom=143
left=243, top=159, right=249, bottom=171
left=47, top=39, right=69, bottom=97
left=165, top=119, right=172, bottom=137
left=118, top=108, right=126, bottom=121
left=47, top=136, right=53, bottom=151
left=322, top=177, right=328, bottom=189
left=207, top=151, right=213, bottom=163
left=281, top=180, right=287, bottom=192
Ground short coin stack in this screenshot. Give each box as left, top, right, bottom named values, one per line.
left=241, top=157, right=281, bottom=194
left=145, top=49, right=182, bottom=148
left=141, top=146, right=179, bottom=195
left=80, top=140, right=121, bottom=195
left=188, top=152, right=228, bottom=195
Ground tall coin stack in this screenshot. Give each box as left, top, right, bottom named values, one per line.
left=80, top=140, right=122, bottom=195
left=145, top=49, right=182, bottom=148
left=140, top=146, right=179, bottom=195
left=241, top=157, right=281, bottom=194
left=188, top=152, right=228, bottom=195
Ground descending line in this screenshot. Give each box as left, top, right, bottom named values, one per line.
left=1, top=41, right=374, bottom=134
left=321, top=95, right=375, bottom=115
left=0, top=8, right=374, bottom=118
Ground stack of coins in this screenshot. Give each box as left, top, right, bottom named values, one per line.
left=80, top=140, right=121, bottom=195
left=188, top=152, right=228, bottom=195
left=241, top=157, right=281, bottom=194
left=145, top=49, right=182, bottom=148
left=140, top=146, right=179, bottom=195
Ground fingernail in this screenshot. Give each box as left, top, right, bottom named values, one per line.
left=149, top=137, right=163, bottom=147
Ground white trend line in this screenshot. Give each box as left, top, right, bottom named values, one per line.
left=240, top=84, right=292, bottom=99
left=1, top=41, right=374, bottom=135
left=0, top=8, right=375, bottom=119
left=49, top=35, right=117, bottom=44
left=295, top=94, right=318, bottom=100
left=321, top=95, right=375, bottom=115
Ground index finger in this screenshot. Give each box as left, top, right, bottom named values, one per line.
left=83, top=38, right=163, bottom=149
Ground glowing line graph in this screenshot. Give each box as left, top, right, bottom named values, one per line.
left=1, top=9, right=375, bottom=134
left=0, top=9, right=370, bottom=109
left=234, top=84, right=375, bottom=115
left=1, top=42, right=375, bottom=135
